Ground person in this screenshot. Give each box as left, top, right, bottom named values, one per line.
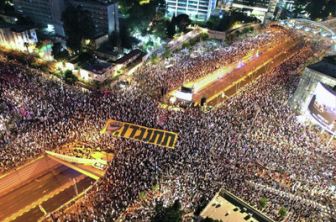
left=0, top=25, right=335, bottom=222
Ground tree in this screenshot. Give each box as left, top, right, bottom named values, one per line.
left=205, top=12, right=259, bottom=32
left=175, top=14, right=191, bottom=32
left=167, top=15, right=176, bottom=38
left=62, top=5, right=95, bottom=52
left=63, top=70, right=78, bottom=85
left=259, top=197, right=268, bottom=209
left=151, top=200, right=182, bottom=222
left=52, top=42, right=69, bottom=60
left=278, top=207, right=288, bottom=219
left=119, top=0, right=165, bottom=33
left=194, top=196, right=208, bottom=216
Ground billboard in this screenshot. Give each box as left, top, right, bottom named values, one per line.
left=101, top=119, right=178, bottom=149
left=308, top=83, right=336, bottom=134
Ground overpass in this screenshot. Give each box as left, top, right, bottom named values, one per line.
left=0, top=156, right=93, bottom=222
left=322, top=18, right=336, bottom=34
left=279, top=18, right=336, bottom=55
left=45, top=147, right=113, bottom=180
left=0, top=146, right=113, bottom=222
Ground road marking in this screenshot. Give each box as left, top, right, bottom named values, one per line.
left=3, top=175, right=85, bottom=222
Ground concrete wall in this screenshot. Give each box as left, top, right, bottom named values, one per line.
left=208, top=30, right=226, bottom=41
left=0, top=156, right=60, bottom=197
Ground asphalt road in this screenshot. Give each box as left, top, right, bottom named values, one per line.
left=14, top=177, right=93, bottom=222
left=0, top=165, right=92, bottom=222
left=192, top=36, right=302, bottom=106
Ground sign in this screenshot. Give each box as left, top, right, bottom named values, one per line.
left=45, top=151, right=107, bottom=170
left=101, top=119, right=178, bottom=149
left=308, top=83, right=336, bottom=134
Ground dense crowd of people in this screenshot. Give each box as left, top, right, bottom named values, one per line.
left=136, top=26, right=296, bottom=94
left=0, top=26, right=335, bottom=222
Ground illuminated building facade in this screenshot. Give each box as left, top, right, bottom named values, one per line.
left=291, top=57, right=336, bottom=135
left=165, top=0, right=218, bottom=21
left=231, top=0, right=279, bottom=22
left=0, top=25, right=38, bottom=51
left=13, top=0, right=119, bottom=38
left=279, top=0, right=295, bottom=11
left=68, top=0, right=119, bottom=36
left=13, top=0, right=65, bottom=36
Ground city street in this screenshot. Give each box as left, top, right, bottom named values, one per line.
left=192, top=35, right=302, bottom=105
left=0, top=165, right=92, bottom=222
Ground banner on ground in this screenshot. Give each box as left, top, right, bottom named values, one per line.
left=101, top=119, right=178, bottom=149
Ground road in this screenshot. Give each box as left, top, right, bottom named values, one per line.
left=191, top=36, right=303, bottom=106
left=0, top=165, right=93, bottom=222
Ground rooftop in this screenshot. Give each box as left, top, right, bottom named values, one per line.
left=69, top=0, right=118, bottom=6
left=0, top=23, right=34, bottom=32
left=308, top=56, right=336, bottom=79
left=200, top=189, right=274, bottom=222
left=80, top=59, right=112, bottom=75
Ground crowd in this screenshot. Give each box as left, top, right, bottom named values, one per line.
left=0, top=25, right=335, bottom=222
left=136, top=26, right=296, bottom=95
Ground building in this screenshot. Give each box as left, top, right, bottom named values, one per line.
left=278, top=0, right=295, bottom=11
left=0, top=24, right=38, bottom=51
left=230, top=0, right=278, bottom=22
left=68, top=0, right=119, bottom=37
left=200, top=189, right=274, bottom=222
left=165, top=0, right=217, bottom=21
left=290, top=57, right=336, bottom=135
left=13, top=0, right=65, bottom=36
left=13, top=0, right=119, bottom=38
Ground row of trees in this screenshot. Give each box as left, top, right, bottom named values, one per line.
left=150, top=197, right=287, bottom=222
left=204, top=11, right=260, bottom=32
left=259, top=197, right=288, bottom=219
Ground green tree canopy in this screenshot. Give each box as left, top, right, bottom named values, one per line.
left=278, top=207, right=288, bottom=218
left=205, top=12, right=259, bottom=32
left=63, top=70, right=78, bottom=85
left=175, top=14, right=191, bottom=32
left=259, top=197, right=268, bottom=209
left=52, top=42, right=69, bottom=60
left=151, top=200, right=182, bottom=222
left=62, top=5, right=95, bottom=52
left=119, top=0, right=165, bottom=34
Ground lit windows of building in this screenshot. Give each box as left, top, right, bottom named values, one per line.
left=67, top=0, right=119, bottom=37
left=0, top=25, right=38, bottom=52
left=165, top=0, right=218, bottom=21
left=13, top=0, right=65, bottom=36
left=230, top=0, right=279, bottom=22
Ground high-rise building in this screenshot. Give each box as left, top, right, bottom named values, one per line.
left=230, top=0, right=279, bottom=22
left=68, top=0, right=119, bottom=37
left=0, top=25, right=38, bottom=51
left=165, top=0, right=218, bottom=21
left=13, top=0, right=119, bottom=38
left=13, top=0, right=65, bottom=36
left=279, top=0, right=295, bottom=11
